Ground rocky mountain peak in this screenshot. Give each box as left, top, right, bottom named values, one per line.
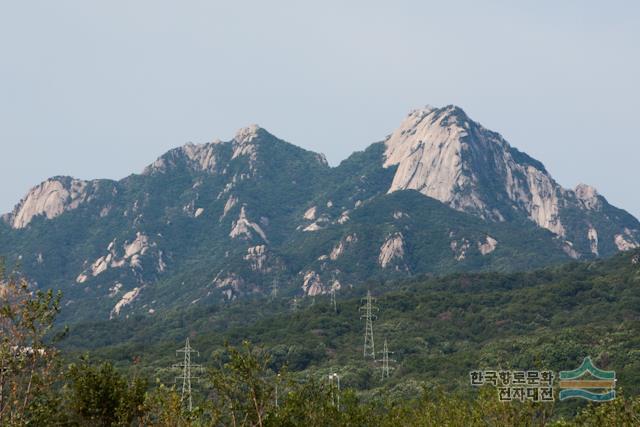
left=4, top=176, right=90, bottom=229
left=381, top=105, right=571, bottom=235
left=233, top=124, right=264, bottom=145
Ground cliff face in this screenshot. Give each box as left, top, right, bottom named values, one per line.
left=5, top=177, right=91, bottom=229
left=1, top=104, right=637, bottom=322
left=382, top=105, right=639, bottom=256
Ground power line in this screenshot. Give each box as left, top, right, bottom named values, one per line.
left=359, top=290, right=378, bottom=359
left=172, top=337, right=202, bottom=412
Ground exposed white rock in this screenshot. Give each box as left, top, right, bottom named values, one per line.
left=337, top=211, right=350, bottom=224
left=303, top=206, right=317, bottom=221
left=587, top=226, right=599, bottom=256
left=303, top=222, right=323, bottom=232
left=315, top=153, right=329, bottom=166
left=8, top=178, right=89, bottom=229
left=330, top=234, right=357, bottom=260
left=108, top=282, right=123, bottom=297
left=615, top=234, right=639, bottom=251
left=575, top=184, right=602, bottom=210
left=384, top=107, right=477, bottom=209
left=392, top=211, right=406, bottom=220
left=229, top=206, right=268, bottom=242
left=144, top=142, right=218, bottom=174
left=302, top=271, right=324, bottom=296
left=234, top=124, right=261, bottom=145
left=90, top=255, right=111, bottom=277
left=194, top=208, right=204, bottom=218
left=124, top=232, right=150, bottom=259
left=562, top=242, right=581, bottom=259
left=221, top=195, right=238, bottom=219
left=157, top=251, right=167, bottom=273
left=379, top=233, right=405, bottom=268
left=478, top=236, right=498, bottom=255
left=231, top=125, right=260, bottom=170
left=213, top=272, right=244, bottom=293
left=77, top=233, right=154, bottom=282
left=382, top=106, right=569, bottom=236
left=450, top=238, right=471, bottom=261
left=244, top=245, right=268, bottom=272
left=182, top=142, right=218, bottom=171
left=330, top=241, right=346, bottom=261
left=110, top=287, right=140, bottom=319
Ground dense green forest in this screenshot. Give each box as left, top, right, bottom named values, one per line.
left=2, top=249, right=640, bottom=425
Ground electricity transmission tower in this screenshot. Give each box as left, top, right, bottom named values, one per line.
left=173, top=338, right=202, bottom=411
left=359, top=290, right=378, bottom=359
left=271, top=277, right=278, bottom=300
left=329, top=373, right=341, bottom=408
left=291, top=296, right=299, bottom=312
left=330, top=287, right=337, bottom=313
left=378, top=339, right=395, bottom=380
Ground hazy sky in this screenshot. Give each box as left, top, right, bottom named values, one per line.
left=1, top=1, right=638, bottom=218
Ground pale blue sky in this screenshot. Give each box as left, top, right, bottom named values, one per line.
left=1, top=1, right=638, bottom=218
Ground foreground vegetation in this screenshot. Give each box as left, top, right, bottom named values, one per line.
left=3, top=251, right=640, bottom=425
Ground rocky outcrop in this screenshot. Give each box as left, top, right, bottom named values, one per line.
left=303, top=206, right=317, bottom=221
left=615, top=233, right=639, bottom=251
left=451, top=238, right=471, bottom=261
left=144, top=141, right=219, bottom=174
left=383, top=106, right=565, bottom=233
left=110, top=287, right=140, bottom=319
left=330, top=234, right=357, bottom=260
left=244, top=245, right=269, bottom=272
left=381, top=105, right=640, bottom=255
left=478, top=236, right=498, bottom=256
left=562, top=242, right=580, bottom=259
left=587, top=226, right=599, bottom=256
left=6, top=177, right=89, bottom=229
left=230, top=206, right=268, bottom=242
left=379, top=233, right=405, bottom=268
left=221, top=195, right=238, bottom=220
left=213, top=272, right=245, bottom=300
left=302, top=270, right=324, bottom=296
left=76, top=232, right=157, bottom=282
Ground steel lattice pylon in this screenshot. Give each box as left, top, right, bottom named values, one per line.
left=359, top=290, right=378, bottom=359
left=378, top=338, right=395, bottom=380
left=173, top=338, right=202, bottom=412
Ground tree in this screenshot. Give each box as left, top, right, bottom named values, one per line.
left=0, top=259, right=63, bottom=425
left=66, top=356, right=147, bottom=426
left=208, top=341, right=279, bottom=427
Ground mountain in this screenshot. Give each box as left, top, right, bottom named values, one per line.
left=1, top=105, right=638, bottom=322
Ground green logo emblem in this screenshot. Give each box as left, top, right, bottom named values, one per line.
left=559, top=357, right=616, bottom=401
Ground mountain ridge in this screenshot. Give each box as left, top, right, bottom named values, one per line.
left=1, top=104, right=638, bottom=322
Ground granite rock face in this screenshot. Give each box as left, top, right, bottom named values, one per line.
left=383, top=105, right=639, bottom=254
